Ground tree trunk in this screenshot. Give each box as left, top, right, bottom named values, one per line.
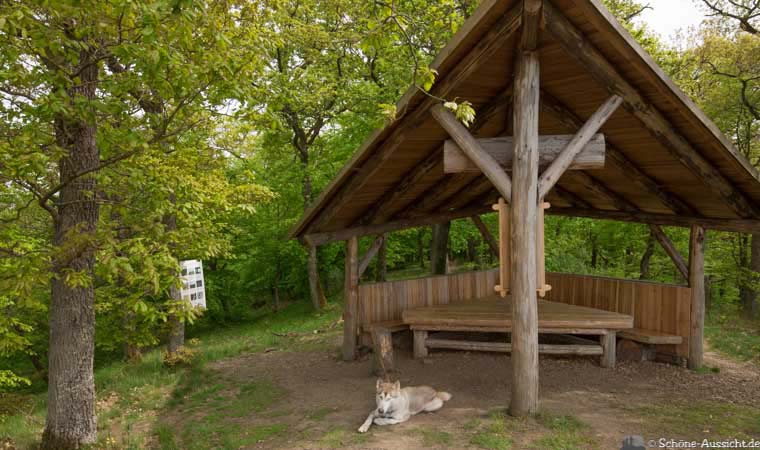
left=163, top=209, right=185, bottom=357
left=639, top=231, right=655, bottom=280
left=376, top=236, right=387, bottom=282
left=167, top=283, right=185, bottom=355
left=743, top=233, right=760, bottom=319
left=431, top=222, right=450, bottom=275
left=42, top=51, right=99, bottom=450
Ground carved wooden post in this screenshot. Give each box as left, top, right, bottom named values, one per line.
left=510, top=6, right=541, bottom=414
left=493, top=199, right=511, bottom=297
left=688, top=225, right=706, bottom=369
left=342, top=237, right=359, bottom=361
left=536, top=202, right=552, bottom=297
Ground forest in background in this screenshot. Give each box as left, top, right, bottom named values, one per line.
left=0, top=0, right=758, bottom=447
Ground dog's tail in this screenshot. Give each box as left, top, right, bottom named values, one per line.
left=436, top=391, right=452, bottom=402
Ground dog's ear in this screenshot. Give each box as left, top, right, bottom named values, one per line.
left=376, top=378, right=383, bottom=391
left=393, top=380, right=401, bottom=392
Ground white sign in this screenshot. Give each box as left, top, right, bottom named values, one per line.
left=180, top=260, right=206, bottom=309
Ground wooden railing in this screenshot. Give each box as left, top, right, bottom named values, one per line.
left=358, top=269, right=691, bottom=357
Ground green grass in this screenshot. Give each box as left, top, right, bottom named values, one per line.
left=706, top=307, right=760, bottom=363
left=469, top=410, right=513, bottom=450
left=318, top=426, right=370, bottom=449
left=412, top=426, right=454, bottom=447
left=531, top=413, right=598, bottom=450
left=306, top=406, right=336, bottom=421
left=0, top=301, right=341, bottom=449
left=639, top=401, right=760, bottom=439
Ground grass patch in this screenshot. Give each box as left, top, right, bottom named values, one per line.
left=413, top=426, right=454, bottom=447
left=318, top=426, right=370, bottom=449
left=469, top=410, right=513, bottom=450
left=706, top=306, right=760, bottom=363
left=639, top=401, right=760, bottom=439
left=531, top=413, right=597, bottom=450
left=1, top=300, right=340, bottom=449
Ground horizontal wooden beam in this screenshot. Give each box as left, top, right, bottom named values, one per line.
left=538, top=95, right=622, bottom=198
left=431, top=104, right=513, bottom=201
left=543, top=1, right=760, bottom=219
left=444, top=134, right=605, bottom=173
left=303, top=203, right=493, bottom=246
left=549, top=207, right=760, bottom=234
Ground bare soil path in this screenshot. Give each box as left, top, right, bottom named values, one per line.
left=176, top=334, right=760, bottom=449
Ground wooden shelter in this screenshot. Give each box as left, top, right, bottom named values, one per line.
left=289, top=0, right=760, bottom=416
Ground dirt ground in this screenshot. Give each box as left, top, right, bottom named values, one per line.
left=190, top=333, right=760, bottom=450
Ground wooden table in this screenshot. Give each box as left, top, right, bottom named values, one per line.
left=402, top=297, right=633, bottom=368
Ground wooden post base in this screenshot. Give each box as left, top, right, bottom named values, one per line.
left=371, top=327, right=395, bottom=376
left=413, top=330, right=428, bottom=359
left=600, top=331, right=616, bottom=368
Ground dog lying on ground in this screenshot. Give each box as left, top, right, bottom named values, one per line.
left=358, top=379, right=452, bottom=433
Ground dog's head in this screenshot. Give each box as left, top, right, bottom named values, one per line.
left=375, top=379, right=401, bottom=415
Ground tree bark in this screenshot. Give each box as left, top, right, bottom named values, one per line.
left=42, top=51, right=99, bottom=449
left=431, top=222, right=450, bottom=275
left=163, top=207, right=185, bottom=357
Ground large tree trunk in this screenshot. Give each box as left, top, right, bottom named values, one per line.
left=743, top=233, right=760, bottom=319
left=42, top=51, right=99, bottom=449
left=430, top=222, right=450, bottom=275
left=163, top=209, right=185, bottom=356
left=167, top=284, right=185, bottom=354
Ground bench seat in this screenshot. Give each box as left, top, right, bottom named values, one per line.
left=618, top=328, right=682, bottom=345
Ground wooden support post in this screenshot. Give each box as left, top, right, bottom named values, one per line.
left=600, top=331, right=616, bottom=368
left=358, top=235, right=385, bottom=278
left=413, top=330, right=428, bottom=359
left=371, top=327, right=395, bottom=376
left=342, top=237, right=359, bottom=361
left=493, top=199, right=511, bottom=297
left=688, top=225, right=706, bottom=369
left=509, top=45, right=540, bottom=416
left=538, top=95, right=622, bottom=199
left=472, top=216, right=500, bottom=258
left=431, top=104, right=513, bottom=201
left=308, top=245, right=326, bottom=310
left=536, top=202, right=552, bottom=297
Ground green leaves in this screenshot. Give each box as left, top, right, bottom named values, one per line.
left=444, top=100, right=476, bottom=127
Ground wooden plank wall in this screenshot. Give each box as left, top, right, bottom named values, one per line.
left=544, top=273, right=691, bottom=357
left=358, top=270, right=691, bottom=357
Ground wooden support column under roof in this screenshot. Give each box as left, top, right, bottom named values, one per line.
left=509, top=0, right=542, bottom=417
left=688, top=225, right=706, bottom=369
left=358, top=235, right=385, bottom=279
left=342, top=237, right=359, bottom=361
left=542, top=0, right=760, bottom=219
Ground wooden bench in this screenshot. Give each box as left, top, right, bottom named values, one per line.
left=618, top=328, right=683, bottom=345
left=412, top=327, right=617, bottom=368
left=366, top=320, right=408, bottom=375
left=616, top=328, right=683, bottom=363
